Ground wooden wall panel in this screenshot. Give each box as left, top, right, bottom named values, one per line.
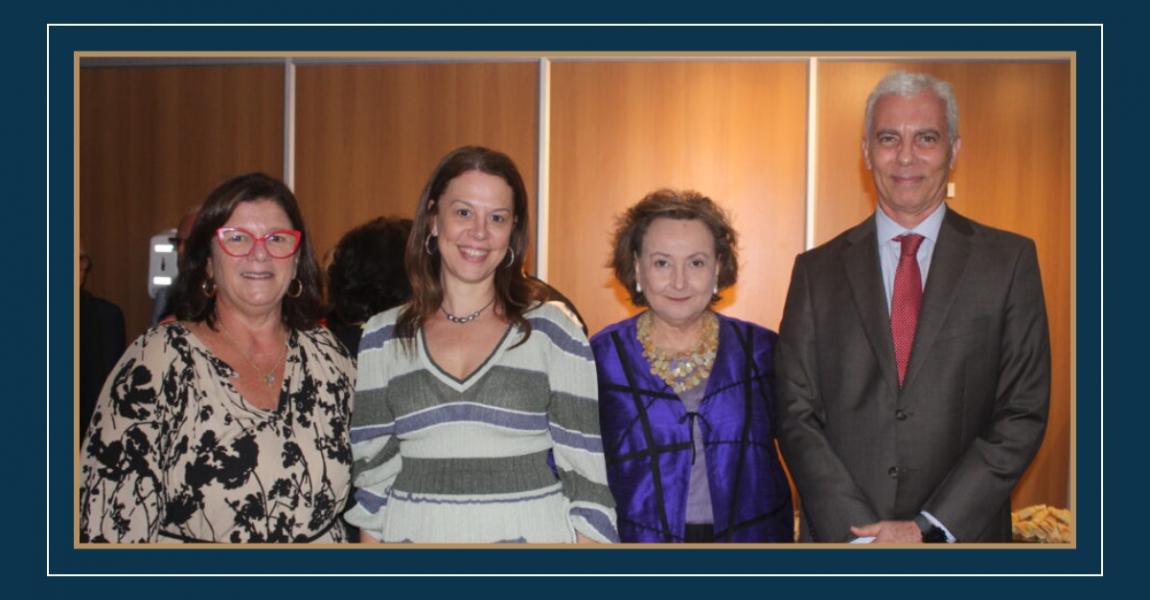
left=815, top=61, right=1072, bottom=510
left=79, top=65, right=285, bottom=341
left=78, top=56, right=1073, bottom=522
left=548, top=61, right=809, bottom=336
left=293, top=63, right=539, bottom=276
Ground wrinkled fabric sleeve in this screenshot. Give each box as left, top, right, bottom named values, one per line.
left=539, top=304, right=620, bottom=543
left=343, top=317, right=403, bottom=540
left=79, top=331, right=170, bottom=542
left=922, top=240, right=1050, bottom=541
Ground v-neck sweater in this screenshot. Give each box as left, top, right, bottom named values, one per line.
left=345, top=301, right=618, bottom=543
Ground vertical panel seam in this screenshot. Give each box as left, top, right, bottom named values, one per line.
left=283, top=58, right=296, bottom=188
left=536, top=58, right=551, bottom=280
left=806, top=57, right=818, bottom=251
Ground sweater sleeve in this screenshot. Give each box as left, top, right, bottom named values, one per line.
left=536, top=304, right=620, bottom=543
left=343, top=315, right=403, bottom=540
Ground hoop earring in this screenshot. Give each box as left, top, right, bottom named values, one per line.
left=424, top=234, right=437, bottom=256
left=200, top=278, right=216, bottom=297
left=504, top=247, right=515, bottom=268
left=286, top=278, right=303, bottom=299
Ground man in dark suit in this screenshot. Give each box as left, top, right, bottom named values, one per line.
left=79, top=246, right=126, bottom=443
left=775, top=71, right=1050, bottom=543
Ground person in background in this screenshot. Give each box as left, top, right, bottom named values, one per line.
left=590, top=189, right=793, bottom=543
left=774, top=71, right=1050, bottom=543
left=80, top=173, right=355, bottom=543
left=324, top=215, right=412, bottom=542
left=78, top=241, right=126, bottom=443
left=345, top=146, right=617, bottom=543
left=325, top=216, right=414, bottom=354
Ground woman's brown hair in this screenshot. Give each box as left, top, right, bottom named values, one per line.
left=609, top=189, right=739, bottom=307
left=396, top=146, right=546, bottom=348
left=172, top=172, right=324, bottom=330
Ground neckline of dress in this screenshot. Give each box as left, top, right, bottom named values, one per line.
left=419, top=323, right=514, bottom=387
left=178, top=322, right=295, bottom=415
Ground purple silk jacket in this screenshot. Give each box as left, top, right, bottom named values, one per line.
left=590, top=313, right=794, bottom=543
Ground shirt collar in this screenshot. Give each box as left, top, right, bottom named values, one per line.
left=875, top=202, right=947, bottom=244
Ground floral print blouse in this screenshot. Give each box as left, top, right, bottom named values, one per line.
left=79, top=323, right=355, bottom=543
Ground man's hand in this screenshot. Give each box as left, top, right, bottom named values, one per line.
left=850, top=520, right=922, bottom=543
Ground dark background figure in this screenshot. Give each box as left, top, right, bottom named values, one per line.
left=78, top=243, right=125, bottom=444
left=325, top=216, right=413, bottom=544
left=325, top=217, right=414, bottom=354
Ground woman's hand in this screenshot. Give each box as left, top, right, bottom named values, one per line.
left=575, top=532, right=600, bottom=544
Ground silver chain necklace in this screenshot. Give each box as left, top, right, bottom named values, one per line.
left=441, top=297, right=496, bottom=324
left=217, top=326, right=287, bottom=386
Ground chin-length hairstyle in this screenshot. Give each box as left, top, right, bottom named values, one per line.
left=171, top=172, right=324, bottom=331
left=610, top=189, right=739, bottom=307
left=397, top=146, right=546, bottom=349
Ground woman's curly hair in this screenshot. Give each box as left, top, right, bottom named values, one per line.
left=327, top=217, right=414, bottom=324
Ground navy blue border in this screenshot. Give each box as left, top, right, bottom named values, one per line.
left=35, top=20, right=1102, bottom=587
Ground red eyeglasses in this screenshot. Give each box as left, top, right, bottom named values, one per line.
left=215, top=227, right=302, bottom=258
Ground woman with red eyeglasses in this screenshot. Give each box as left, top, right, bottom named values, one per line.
left=79, top=173, right=355, bottom=543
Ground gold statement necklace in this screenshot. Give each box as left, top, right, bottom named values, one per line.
left=218, top=326, right=287, bottom=386
left=637, top=311, right=719, bottom=394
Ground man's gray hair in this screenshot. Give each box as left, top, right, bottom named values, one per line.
left=864, top=71, right=960, bottom=143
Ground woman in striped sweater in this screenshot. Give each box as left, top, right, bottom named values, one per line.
left=344, top=146, right=618, bottom=543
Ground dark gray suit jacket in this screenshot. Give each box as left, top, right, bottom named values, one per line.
left=775, top=208, right=1050, bottom=542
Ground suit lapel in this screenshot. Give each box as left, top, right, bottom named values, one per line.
left=841, top=217, right=900, bottom=399
left=901, top=208, right=974, bottom=398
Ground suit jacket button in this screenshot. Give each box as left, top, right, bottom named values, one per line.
left=895, top=409, right=908, bottom=421
left=888, top=466, right=899, bottom=478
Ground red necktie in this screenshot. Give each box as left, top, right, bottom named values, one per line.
left=891, top=234, right=925, bottom=388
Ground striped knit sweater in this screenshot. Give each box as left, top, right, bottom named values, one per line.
left=345, top=301, right=618, bottom=543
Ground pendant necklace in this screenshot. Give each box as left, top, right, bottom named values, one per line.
left=218, top=326, right=287, bottom=386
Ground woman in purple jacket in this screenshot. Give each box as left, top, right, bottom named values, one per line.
left=590, top=189, right=793, bottom=543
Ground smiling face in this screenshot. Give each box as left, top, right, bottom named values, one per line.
left=864, top=91, right=961, bottom=228
left=431, top=169, right=515, bottom=289
left=635, top=217, right=718, bottom=330
left=207, top=199, right=298, bottom=319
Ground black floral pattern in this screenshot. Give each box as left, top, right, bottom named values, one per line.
left=79, top=323, right=355, bottom=543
